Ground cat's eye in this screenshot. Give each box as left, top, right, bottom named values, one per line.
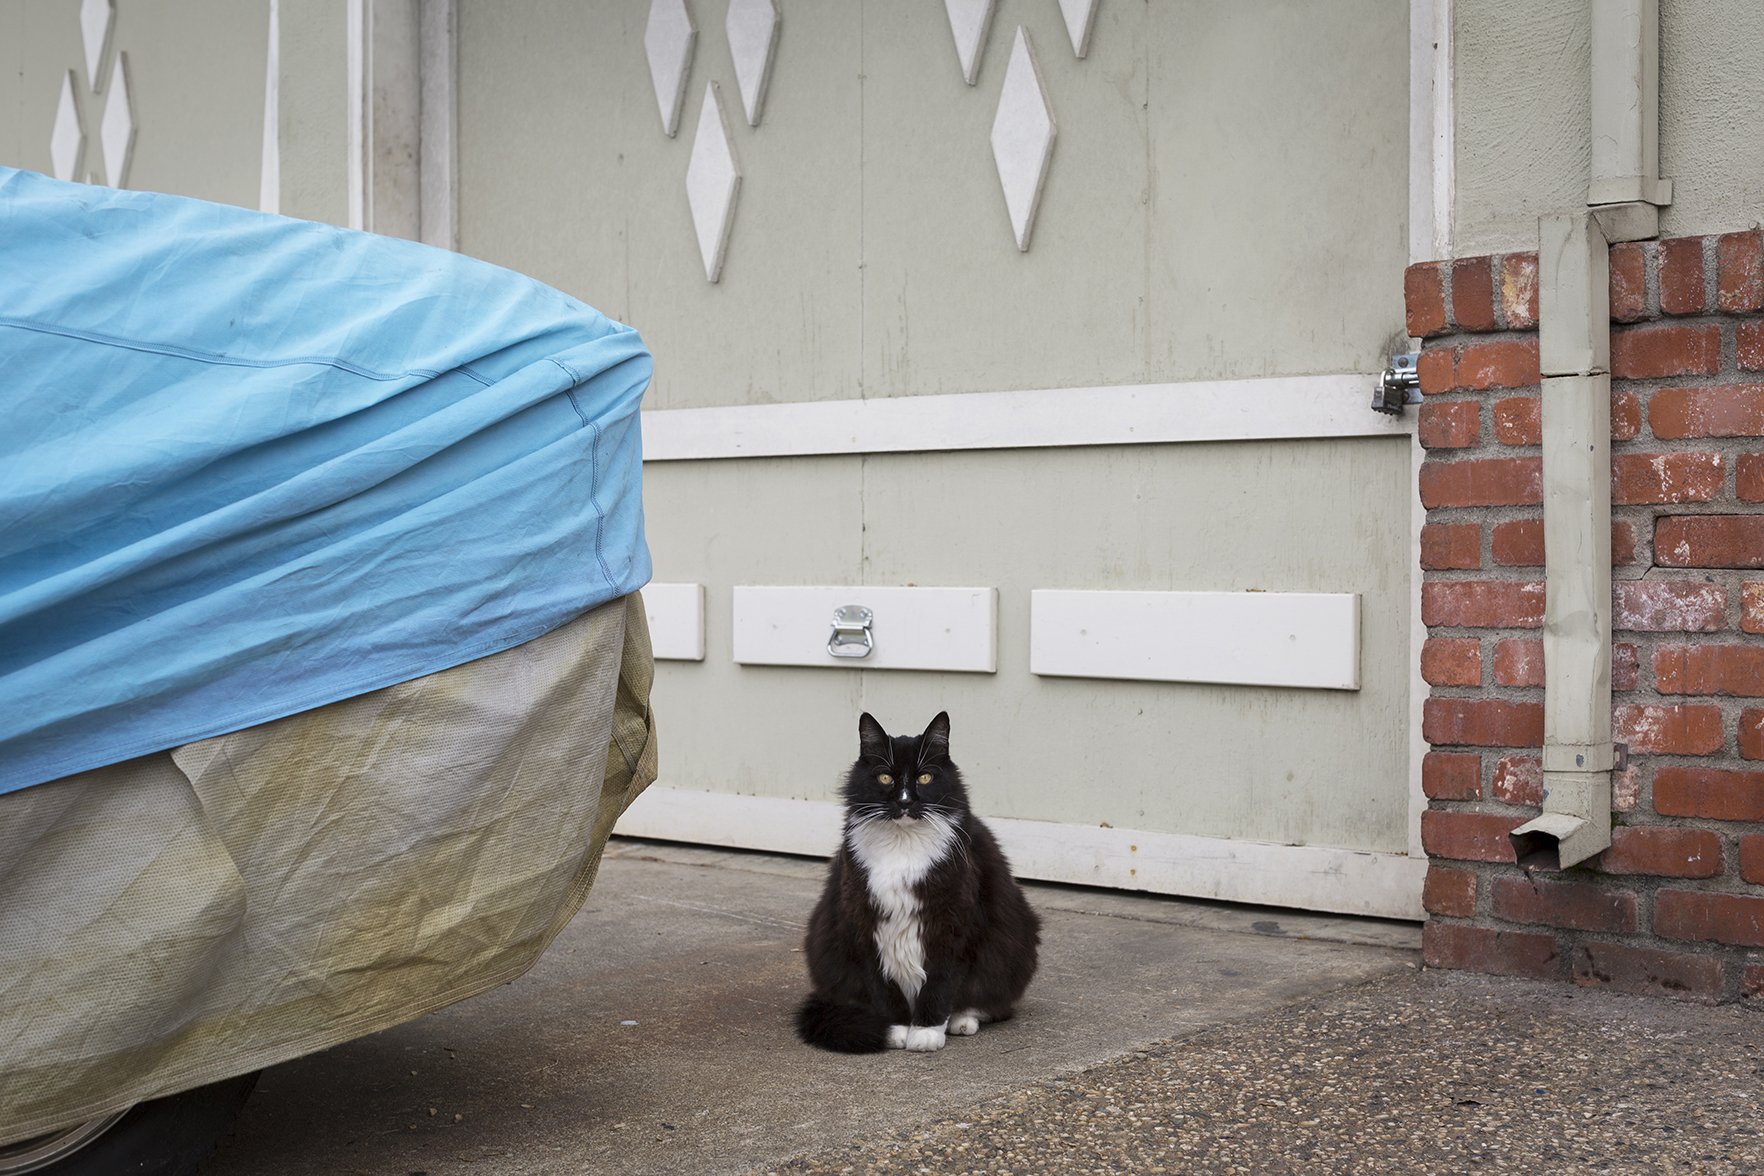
left=878, top=774, right=893, bottom=786
left=917, top=773, right=933, bottom=785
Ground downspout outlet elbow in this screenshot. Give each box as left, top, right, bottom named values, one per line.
left=1508, top=757, right=1619, bottom=871
left=1510, top=812, right=1601, bottom=872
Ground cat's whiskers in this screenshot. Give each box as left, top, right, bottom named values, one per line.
left=846, top=802, right=889, bottom=831
left=922, top=808, right=973, bottom=870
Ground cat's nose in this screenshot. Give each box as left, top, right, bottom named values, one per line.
left=895, top=788, right=912, bottom=808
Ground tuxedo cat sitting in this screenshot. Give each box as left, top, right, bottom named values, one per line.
left=795, top=712, right=1040, bottom=1053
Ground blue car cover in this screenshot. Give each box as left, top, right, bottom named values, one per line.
left=0, top=168, right=652, bottom=793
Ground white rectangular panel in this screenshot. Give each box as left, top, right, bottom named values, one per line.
left=1031, top=589, right=1360, bottom=690
left=643, top=582, right=705, bottom=661
left=732, top=586, right=996, bottom=673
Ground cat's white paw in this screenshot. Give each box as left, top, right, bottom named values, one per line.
left=886, top=1024, right=910, bottom=1049
left=904, top=1025, right=947, bottom=1052
left=947, top=1011, right=981, bottom=1036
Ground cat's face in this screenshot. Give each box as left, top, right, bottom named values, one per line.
left=847, top=711, right=965, bottom=825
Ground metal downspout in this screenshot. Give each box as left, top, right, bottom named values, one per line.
left=1511, top=0, right=1670, bottom=870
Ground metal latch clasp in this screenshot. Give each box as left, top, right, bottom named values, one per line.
left=1371, top=352, right=1421, bottom=415
left=827, top=604, right=874, bottom=658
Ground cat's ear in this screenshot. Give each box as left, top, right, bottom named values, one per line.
left=858, top=712, right=889, bottom=758
left=921, top=711, right=951, bottom=758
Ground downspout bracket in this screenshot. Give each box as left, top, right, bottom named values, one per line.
left=1591, top=200, right=1663, bottom=244
left=1542, top=742, right=1625, bottom=774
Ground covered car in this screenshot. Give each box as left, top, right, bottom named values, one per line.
left=0, top=167, right=658, bottom=1173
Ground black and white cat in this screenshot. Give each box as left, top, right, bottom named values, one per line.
left=795, top=711, right=1040, bottom=1053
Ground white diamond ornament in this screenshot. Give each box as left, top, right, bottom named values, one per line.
left=51, top=72, right=86, bottom=182
left=990, top=28, right=1055, bottom=251
left=725, top=0, right=779, bottom=127
left=1057, top=0, right=1099, bottom=57
left=101, top=52, right=135, bottom=187
left=943, top=0, right=995, bottom=85
left=644, top=0, right=696, bottom=137
left=685, top=83, right=740, bottom=282
left=80, top=0, right=113, bottom=90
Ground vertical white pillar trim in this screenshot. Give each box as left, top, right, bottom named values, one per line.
left=1408, top=0, right=1453, bottom=264
left=260, top=0, right=280, bottom=214
left=1428, top=4, right=1454, bottom=261
left=1406, top=426, right=1428, bottom=862
left=418, top=0, right=457, bottom=249
left=347, top=0, right=366, bottom=231
left=1406, top=0, right=1452, bottom=861
left=346, top=0, right=423, bottom=239
left=367, top=0, right=422, bottom=240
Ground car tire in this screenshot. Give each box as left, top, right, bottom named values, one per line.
left=0, top=1072, right=260, bottom=1176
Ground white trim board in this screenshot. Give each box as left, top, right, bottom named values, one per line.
left=642, top=374, right=1414, bottom=461
left=346, top=0, right=365, bottom=231
left=1401, top=0, right=1438, bottom=848
left=1407, top=433, right=1429, bottom=858
left=1408, top=0, right=1452, bottom=856
left=615, top=787, right=1426, bottom=921
left=644, top=582, right=705, bottom=661
left=417, top=0, right=458, bottom=250
left=1409, top=0, right=1454, bottom=264
left=259, top=0, right=280, bottom=214
left=349, top=0, right=421, bottom=238
left=732, top=585, right=996, bottom=673
left=1031, top=590, right=1361, bottom=691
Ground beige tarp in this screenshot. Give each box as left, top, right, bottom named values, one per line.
left=0, top=593, right=657, bottom=1145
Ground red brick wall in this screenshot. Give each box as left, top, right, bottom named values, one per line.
left=1408, top=230, right=1764, bottom=1003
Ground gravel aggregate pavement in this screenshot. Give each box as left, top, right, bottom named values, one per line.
left=761, top=970, right=1764, bottom=1175
left=200, top=844, right=1761, bottom=1175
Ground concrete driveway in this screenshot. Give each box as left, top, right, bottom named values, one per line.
left=202, top=839, right=1417, bottom=1175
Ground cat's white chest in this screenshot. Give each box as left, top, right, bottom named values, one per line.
left=847, top=818, right=955, bottom=1005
